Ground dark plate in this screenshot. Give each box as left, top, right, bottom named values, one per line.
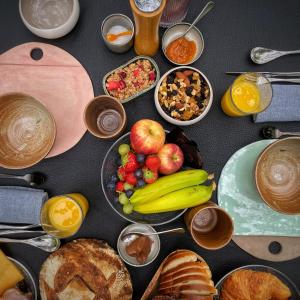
left=101, top=132, right=186, bottom=226
left=214, top=265, right=300, bottom=300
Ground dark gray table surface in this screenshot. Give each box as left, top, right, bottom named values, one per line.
left=1, top=0, right=300, bottom=298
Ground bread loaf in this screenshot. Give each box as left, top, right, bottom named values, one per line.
left=39, top=239, right=132, bottom=300
left=157, top=250, right=217, bottom=299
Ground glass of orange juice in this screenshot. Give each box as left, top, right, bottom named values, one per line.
left=221, top=73, right=272, bottom=117
left=40, top=193, right=89, bottom=238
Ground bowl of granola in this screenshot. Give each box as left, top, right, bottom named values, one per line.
left=103, top=56, right=160, bottom=104
left=154, top=66, right=213, bottom=126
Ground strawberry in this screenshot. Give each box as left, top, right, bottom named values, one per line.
left=133, top=69, right=140, bottom=77
left=149, top=71, right=156, bottom=81
left=107, top=80, right=120, bottom=91
left=118, top=71, right=127, bottom=79
left=118, top=80, right=126, bottom=90
left=115, top=181, right=124, bottom=193
left=117, top=166, right=126, bottom=181
left=143, top=168, right=158, bottom=184
left=126, top=172, right=137, bottom=186
left=122, top=152, right=138, bottom=173
left=145, top=155, right=161, bottom=172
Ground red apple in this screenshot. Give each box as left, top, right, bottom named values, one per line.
left=130, top=119, right=165, bottom=155
left=158, top=144, right=184, bottom=175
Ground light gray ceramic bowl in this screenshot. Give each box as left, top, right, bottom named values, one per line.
left=19, top=0, right=80, bottom=39
left=154, top=66, right=213, bottom=126
left=117, top=223, right=160, bottom=267
left=162, top=22, right=204, bottom=65
left=101, top=14, right=134, bottom=53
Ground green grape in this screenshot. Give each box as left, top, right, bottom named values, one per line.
left=118, top=193, right=129, bottom=205
left=123, top=203, right=133, bottom=214
left=118, top=144, right=130, bottom=156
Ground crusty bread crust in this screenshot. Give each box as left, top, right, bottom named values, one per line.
left=39, top=239, right=132, bottom=300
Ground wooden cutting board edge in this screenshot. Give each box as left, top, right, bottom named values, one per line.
left=233, top=235, right=300, bottom=262
left=0, top=42, right=95, bottom=158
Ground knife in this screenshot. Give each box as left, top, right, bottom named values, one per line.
left=226, top=71, right=300, bottom=77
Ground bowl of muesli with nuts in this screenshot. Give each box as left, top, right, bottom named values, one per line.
left=154, top=66, right=213, bottom=126
left=103, top=56, right=160, bottom=104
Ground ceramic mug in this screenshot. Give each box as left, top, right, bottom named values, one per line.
left=84, top=95, right=127, bottom=139
left=184, top=201, right=234, bottom=250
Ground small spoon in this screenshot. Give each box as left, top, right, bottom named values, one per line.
left=121, top=227, right=185, bottom=243
left=175, top=1, right=215, bottom=41
left=106, top=31, right=132, bottom=42
left=261, top=126, right=300, bottom=139
left=0, top=172, right=46, bottom=186
left=0, top=234, right=60, bottom=252
left=251, top=47, right=300, bottom=64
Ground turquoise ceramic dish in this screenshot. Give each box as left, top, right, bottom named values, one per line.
left=218, top=140, right=300, bottom=237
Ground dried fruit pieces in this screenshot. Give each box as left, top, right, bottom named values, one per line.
left=158, top=69, right=210, bottom=121
left=105, top=59, right=157, bottom=101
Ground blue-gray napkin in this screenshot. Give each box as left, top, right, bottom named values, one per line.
left=0, top=186, right=48, bottom=224
left=254, top=84, right=300, bottom=122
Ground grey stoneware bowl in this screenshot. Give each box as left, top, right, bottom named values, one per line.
left=19, top=0, right=80, bottom=39
left=101, top=14, right=134, bottom=53
left=162, top=22, right=204, bottom=65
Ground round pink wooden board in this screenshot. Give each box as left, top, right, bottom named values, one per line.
left=0, top=42, right=94, bottom=158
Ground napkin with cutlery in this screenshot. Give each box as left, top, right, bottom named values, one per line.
left=254, top=84, right=300, bottom=122
left=0, top=186, right=48, bottom=224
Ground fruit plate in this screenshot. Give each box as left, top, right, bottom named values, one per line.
left=101, top=132, right=187, bottom=226
left=214, top=265, right=300, bottom=299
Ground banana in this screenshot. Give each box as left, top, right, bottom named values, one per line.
left=133, top=183, right=216, bottom=214
left=130, top=169, right=211, bottom=205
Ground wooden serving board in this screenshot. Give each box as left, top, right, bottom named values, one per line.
left=0, top=42, right=94, bottom=158
left=233, top=235, right=300, bottom=262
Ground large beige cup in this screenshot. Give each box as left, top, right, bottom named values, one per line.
left=184, top=201, right=234, bottom=250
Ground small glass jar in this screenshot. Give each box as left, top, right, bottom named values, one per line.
left=160, top=0, right=191, bottom=28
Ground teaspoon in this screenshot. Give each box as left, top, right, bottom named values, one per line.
left=0, top=234, right=60, bottom=252
left=0, top=172, right=46, bottom=186
left=176, top=1, right=215, bottom=41
left=261, top=126, right=300, bottom=139
left=251, top=47, right=300, bottom=64
left=121, top=227, right=185, bottom=243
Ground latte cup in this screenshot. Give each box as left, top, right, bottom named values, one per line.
left=184, top=201, right=234, bottom=250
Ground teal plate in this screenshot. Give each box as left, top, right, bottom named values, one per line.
left=218, top=140, right=300, bottom=236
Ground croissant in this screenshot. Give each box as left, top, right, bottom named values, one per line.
left=220, top=269, right=291, bottom=300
